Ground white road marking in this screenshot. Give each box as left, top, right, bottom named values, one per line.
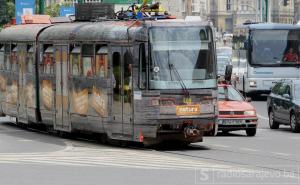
left=18, top=139, right=34, bottom=142
left=257, top=114, right=269, bottom=120
left=240, top=147, right=259, bottom=152
left=210, top=144, right=230, bottom=148
left=272, top=152, right=292, bottom=157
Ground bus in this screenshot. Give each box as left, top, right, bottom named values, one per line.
left=233, top=23, right=300, bottom=96
left=0, top=19, right=218, bottom=145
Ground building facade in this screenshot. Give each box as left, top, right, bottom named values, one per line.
left=271, top=0, right=294, bottom=24
left=210, top=0, right=261, bottom=33
left=156, top=0, right=210, bottom=19
left=295, top=0, right=300, bottom=22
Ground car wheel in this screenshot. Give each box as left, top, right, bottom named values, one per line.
left=269, top=110, right=279, bottom=129
left=290, top=113, right=300, bottom=133
left=246, top=128, right=256, bottom=136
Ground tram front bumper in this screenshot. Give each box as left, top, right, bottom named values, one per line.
left=156, top=118, right=215, bottom=141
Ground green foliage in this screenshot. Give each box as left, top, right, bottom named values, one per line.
left=45, top=4, right=60, bottom=17
left=6, top=2, right=15, bottom=20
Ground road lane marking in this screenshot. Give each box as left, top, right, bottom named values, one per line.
left=272, top=152, right=292, bottom=157
left=240, top=147, right=259, bottom=152
left=257, top=114, right=269, bottom=120
left=210, top=144, right=230, bottom=148
left=18, top=139, right=34, bottom=142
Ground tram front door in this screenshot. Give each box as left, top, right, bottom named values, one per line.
left=17, top=44, right=27, bottom=123
left=112, top=49, right=133, bottom=137
left=54, top=45, right=70, bottom=131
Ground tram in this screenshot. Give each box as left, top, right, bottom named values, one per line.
left=0, top=6, right=218, bottom=145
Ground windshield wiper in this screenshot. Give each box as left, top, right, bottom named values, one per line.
left=169, top=64, right=190, bottom=97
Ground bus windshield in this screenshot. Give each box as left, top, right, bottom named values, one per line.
left=149, top=27, right=216, bottom=90
left=251, top=30, right=300, bottom=66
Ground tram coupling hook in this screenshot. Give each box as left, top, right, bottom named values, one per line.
left=184, top=126, right=200, bottom=138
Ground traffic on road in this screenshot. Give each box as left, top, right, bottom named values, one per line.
left=0, top=1, right=300, bottom=185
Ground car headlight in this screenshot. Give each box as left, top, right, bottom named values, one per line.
left=249, top=81, right=257, bottom=87
left=244, top=111, right=256, bottom=116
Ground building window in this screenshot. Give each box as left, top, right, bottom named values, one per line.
left=226, top=0, right=231, bottom=11
left=192, top=0, right=200, bottom=13
left=181, top=0, right=186, bottom=12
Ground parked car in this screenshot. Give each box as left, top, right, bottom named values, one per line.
left=218, top=84, right=258, bottom=136
left=267, top=80, right=300, bottom=132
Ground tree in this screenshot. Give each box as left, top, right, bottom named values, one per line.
left=45, top=4, right=60, bottom=17
left=6, top=1, right=15, bottom=20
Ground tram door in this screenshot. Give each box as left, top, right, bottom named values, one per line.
left=112, top=49, right=133, bottom=136
left=54, top=45, right=70, bottom=131
left=17, top=44, right=27, bottom=122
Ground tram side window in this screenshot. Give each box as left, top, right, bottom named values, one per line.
left=82, top=44, right=94, bottom=77
left=124, top=51, right=133, bottom=103
left=113, top=52, right=121, bottom=101
left=139, top=44, right=146, bottom=89
left=42, top=45, right=54, bottom=74
left=27, top=45, right=34, bottom=73
left=95, top=45, right=108, bottom=78
left=70, top=45, right=82, bottom=76
left=4, top=44, right=11, bottom=70
left=11, top=45, right=17, bottom=72
left=0, top=45, right=4, bottom=70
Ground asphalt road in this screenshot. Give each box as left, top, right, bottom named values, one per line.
left=0, top=101, right=300, bottom=185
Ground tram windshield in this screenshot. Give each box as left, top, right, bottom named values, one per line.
left=251, top=30, right=300, bottom=66
left=149, top=26, right=216, bottom=90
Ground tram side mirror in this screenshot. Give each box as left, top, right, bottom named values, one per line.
left=224, top=65, right=233, bottom=83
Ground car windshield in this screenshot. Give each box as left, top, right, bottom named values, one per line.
left=218, top=86, right=244, bottom=101
left=251, top=30, right=300, bottom=66
left=295, top=84, right=300, bottom=99
left=149, top=26, right=216, bottom=89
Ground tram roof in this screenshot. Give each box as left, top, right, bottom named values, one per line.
left=38, top=20, right=212, bottom=42
left=0, top=24, right=51, bottom=42
left=38, top=21, right=147, bottom=42
left=237, top=23, right=300, bottom=30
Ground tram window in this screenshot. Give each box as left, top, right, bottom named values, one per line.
left=4, top=44, right=11, bottom=70
left=0, top=45, right=4, bottom=70
left=27, top=45, right=34, bottom=73
left=139, top=44, right=146, bottom=89
left=124, top=51, right=133, bottom=103
left=95, top=46, right=108, bottom=78
left=113, top=52, right=121, bottom=101
left=11, top=45, right=17, bottom=72
left=70, top=46, right=81, bottom=76
left=82, top=44, right=94, bottom=77
left=42, top=45, right=54, bottom=74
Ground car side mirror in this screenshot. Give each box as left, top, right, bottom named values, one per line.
left=246, top=97, right=252, bottom=102
left=282, top=94, right=291, bottom=99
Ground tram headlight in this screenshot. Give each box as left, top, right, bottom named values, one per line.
left=249, top=80, right=257, bottom=88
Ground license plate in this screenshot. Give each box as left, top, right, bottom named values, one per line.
left=176, top=105, right=201, bottom=116
left=219, top=119, right=245, bottom=125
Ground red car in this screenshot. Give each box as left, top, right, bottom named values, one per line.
left=218, top=84, right=258, bottom=136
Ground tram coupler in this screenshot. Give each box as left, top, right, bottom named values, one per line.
left=183, top=125, right=200, bottom=138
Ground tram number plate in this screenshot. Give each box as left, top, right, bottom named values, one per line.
left=219, top=119, right=245, bottom=125
left=176, top=105, right=201, bottom=116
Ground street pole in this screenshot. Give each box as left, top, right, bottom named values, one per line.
left=265, top=0, right=268, bottom=22
left=39, top=0, right=45, bottom=14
